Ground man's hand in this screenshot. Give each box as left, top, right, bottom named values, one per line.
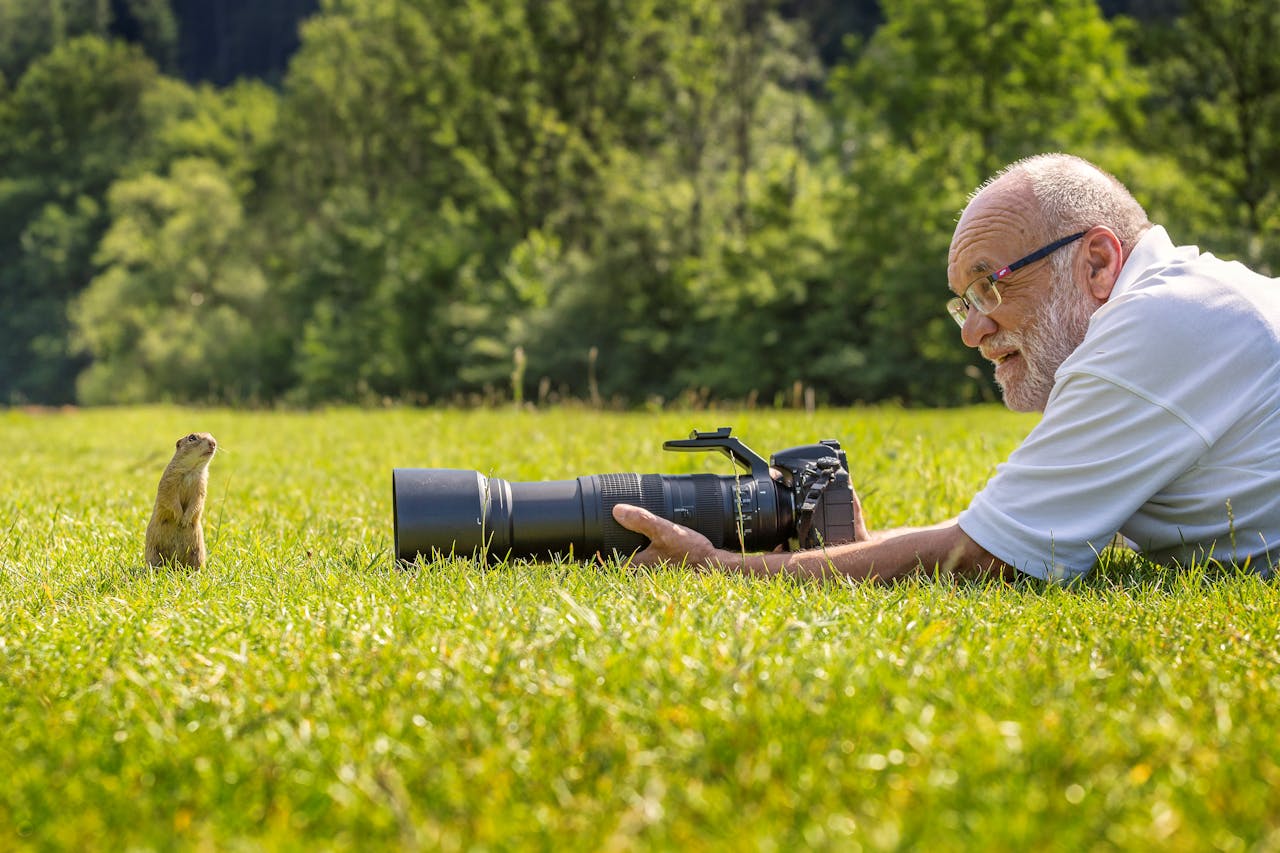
left=611, top=504, right=720, bottom=568
left=613, top=501, right=1008, bottom=583
left=849, top=485, right=872, bottom=543
left=614, top=474, right=873, bottom=568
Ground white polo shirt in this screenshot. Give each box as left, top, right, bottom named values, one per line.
left=958, top=226, right=1280, bottom=580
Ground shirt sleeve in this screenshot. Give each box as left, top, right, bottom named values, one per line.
left=957, top=372, right=1211, bottom=580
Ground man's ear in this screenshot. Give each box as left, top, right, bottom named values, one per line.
left=1080, top=226, right=1124, bottom=302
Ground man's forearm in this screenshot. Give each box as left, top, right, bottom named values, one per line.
left=703, top=522, right=1005, bottom=582
left=870, top=519, right=958, bottom=539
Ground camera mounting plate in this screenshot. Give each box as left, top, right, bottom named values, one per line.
left=662, top=427, right=772, bottom=478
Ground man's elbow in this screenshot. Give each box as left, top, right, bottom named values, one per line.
left=939, top=525, right=1020, bottom=581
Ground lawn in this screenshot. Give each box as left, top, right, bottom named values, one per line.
left=2, top=405, right=1278, bottom=850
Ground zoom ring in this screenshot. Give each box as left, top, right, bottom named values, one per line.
left=692, top=475, right=728, bottom=548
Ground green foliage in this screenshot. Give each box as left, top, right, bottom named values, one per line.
left=141, top=76, right=280, bottom=196
left=2, top=406, right=1279, bottom=848
left=73, top=76, right=284, bottom=404
left=287, top=194, right=503, bottom=404
left=0, top=35, right=163, bottom=404
left=820, top=0, right=1150, bottom=404
left=502, top=2, right=829, bottom=404
left=277, top=0, right=624, bottom=241
left=269, top=0, right=640, bottom=402
left=509, top=147, right=705, bottom=403
left=1140, top=0, right=1280, bottom=272
left=828, top=144, right=983, bottom=404
left=72, top=158, right=283, bottom=403
left=0, top=0, right=1271, bottom=406
left=0, top=0, right=177, bottom=82
left=0, top=36, right=285, bottom=405
left=831, top=0, right=1142, bottom=173
left=671, top=157, right=857, bottom=404
left=1, top=35, right=159, bottom=197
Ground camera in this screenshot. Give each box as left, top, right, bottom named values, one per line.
left=392, top=427, right=856, bottom=562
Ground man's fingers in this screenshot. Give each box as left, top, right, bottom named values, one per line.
left=612, top=503, right=688, bottom=549
left=611, top=503, right=714, bottom=567
left=850, top=488, right=872, bottom=542
left=611, top=503, right=663, bottom=536
left=612, top=503, right=662, bottom=566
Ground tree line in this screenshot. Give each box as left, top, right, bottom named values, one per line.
left=1, top=0, right=1276, bottom=408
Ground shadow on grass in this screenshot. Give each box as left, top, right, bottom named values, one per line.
left=943, top=546, right=1280, bottom=598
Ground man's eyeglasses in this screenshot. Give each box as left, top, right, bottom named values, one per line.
left=946, top=231, right=1088, bottom=326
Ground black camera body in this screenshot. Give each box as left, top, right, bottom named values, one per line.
left=392, top=427, right=856, bottom=562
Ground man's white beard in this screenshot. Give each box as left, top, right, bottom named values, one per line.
left=994, top=269, right=1097, bottom=413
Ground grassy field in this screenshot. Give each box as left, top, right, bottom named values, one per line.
left=2, top=405, right=1278, bottom=851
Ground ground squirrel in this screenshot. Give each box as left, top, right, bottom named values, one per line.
left=145, top=432, right=218, bottom=569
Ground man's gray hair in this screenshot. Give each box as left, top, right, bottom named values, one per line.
left=993, top=153, right=1152, bottom=252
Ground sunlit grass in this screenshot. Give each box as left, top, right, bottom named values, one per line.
left=2, top=405, right=1278, bottom=850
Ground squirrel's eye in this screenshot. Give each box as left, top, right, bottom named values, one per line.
left=187, top=433, right=198, bottom=442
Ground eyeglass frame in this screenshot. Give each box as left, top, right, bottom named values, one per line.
left=946, top=230, right=1088, bottom=326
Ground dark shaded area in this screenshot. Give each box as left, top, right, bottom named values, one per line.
left=1099, top=0, right=1185, bottom=17
left=172, top=0, right=320, bottom=85
left=780, top=0, right=883, bottom=67
left=160, top=0, right=1179, bottom=89
left=170, top=0, right=876, bottom=85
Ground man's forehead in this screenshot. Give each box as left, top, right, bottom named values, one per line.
left=949, top=228, right=1003, bottom=275
left=948, top=222, right=1017, bottom=285
left=948, top=187, right=1040, bottom=279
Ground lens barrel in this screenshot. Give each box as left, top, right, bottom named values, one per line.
left=392, top=468, right=790, bottom=562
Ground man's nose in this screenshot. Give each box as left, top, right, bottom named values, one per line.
left=960, top=306, right=998, bottom=348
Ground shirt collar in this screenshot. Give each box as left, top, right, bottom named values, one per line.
left=1111, top=225, right=1179, bottom=298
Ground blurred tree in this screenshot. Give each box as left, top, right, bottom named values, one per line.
left=670, top=154, right=857, bottom=404
left=0, top=35, right=162, bottom=403
left=270, top=0, right=818, bottom=402
left=72, top=158, right=283, bottom=403
left=68, top=77, right=285, bottom=404
left=0, top=0, right=176, bottom=80
left=505, top=0, right=826, bottom=404
left=1142, top=0, right=1279, bottom=272
left=140, top=76, right=280, bottom=196
left=831, top=0, right=1143, bottom=178
left=285, top=191, right=500, bottom=403
left=508, top=148, right=702, bottom=402
left=822, top=0, right=1146, bottom=403
left=273, top=0, right=569, bottom=400
left=3, top=0, right=1260, bottom=408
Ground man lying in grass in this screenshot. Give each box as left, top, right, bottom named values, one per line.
left=615, top=152, right=1280, bottom=583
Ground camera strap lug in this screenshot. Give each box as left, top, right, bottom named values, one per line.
left=794, top=460, right=841, bottom=547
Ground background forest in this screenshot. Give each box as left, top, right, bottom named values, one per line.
left=1, top=0, right=1276, bottom=408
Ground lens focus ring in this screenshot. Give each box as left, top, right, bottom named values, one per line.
left=598, top=473, right=666, bottom=551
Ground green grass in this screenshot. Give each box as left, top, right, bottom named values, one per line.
left=3, top=405, right=1279, bottom=851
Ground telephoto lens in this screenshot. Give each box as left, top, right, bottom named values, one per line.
left=392, top=427, right=853, bottom=563
left=392, top=467, right=785, bottom=562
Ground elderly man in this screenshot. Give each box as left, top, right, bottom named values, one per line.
left=613, top=153, right=1280, bottom=581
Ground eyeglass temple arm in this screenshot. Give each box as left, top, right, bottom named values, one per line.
left=1003, top=230, right=1088, bottom=276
